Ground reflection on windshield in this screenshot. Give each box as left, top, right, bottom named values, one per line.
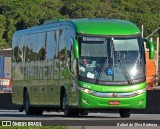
left=78, top=36, right=145, bottom=85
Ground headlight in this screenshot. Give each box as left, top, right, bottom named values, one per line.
left=80, top=87, right=95, bottom=94
left=133, top=88, right=146, bottom=96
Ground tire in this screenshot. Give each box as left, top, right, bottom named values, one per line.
left=34, top=109, right=43, bottom=116
left=79, top=110, right=88, bottom=116
left=24, top=91, right=34, bottom=115
left=119, top=109, right=131, bottom=118
left=62, top=92, right=78, bottom=117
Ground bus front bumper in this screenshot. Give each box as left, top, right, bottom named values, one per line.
left=79, top=91, right=146, bottom=109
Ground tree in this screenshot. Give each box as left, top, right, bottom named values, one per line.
left=0, top=14, right=7, bottom=48
left=0, top=0, right=64, bottom=47
left=61, top=0, right=99, bottom=18
left=0, top=0, right=160, bottom=48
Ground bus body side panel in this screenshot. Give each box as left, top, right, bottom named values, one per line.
left=12, top=81, right=24, bottom=105
left=12, top=23, right=78, bottom=107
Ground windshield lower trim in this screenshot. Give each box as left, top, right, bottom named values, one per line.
left=79, top=76, right=145, bottom=86
left=92, top=88, right=146, bottom=98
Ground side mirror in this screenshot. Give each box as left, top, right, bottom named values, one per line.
left=73, top=39, right=79, bottom=59
left=143, top=38, right=154, bottom=59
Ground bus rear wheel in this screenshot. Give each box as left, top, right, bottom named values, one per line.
left=24, top=91, right=34, bottom=115
left=62, top=92, right=78, bottom=117
left=34, top=109, right=43, bottom=116
left=119, top=109, right=131, bottom=118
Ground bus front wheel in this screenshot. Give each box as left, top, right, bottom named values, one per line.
left=24, top=91, right=34, bottom=115
left=62, top=92, right=78, bottom=117
left=119, top=109, right=131, bottom=118
left=79, top=110, right=88, bottom=116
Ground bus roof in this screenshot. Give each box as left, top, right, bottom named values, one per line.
left=14, top=18, right=141, bottom=36
left=69, top=18, right=141, bottom=35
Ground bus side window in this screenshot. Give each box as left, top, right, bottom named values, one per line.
left=58, top=29, right=66, bottom=63
left=66, top=38, right=72, bottom=69
left=39, top=48, right=46, bottom=60
left=71, top=44, right=78, bottom=77
left=46, top=31, right=56, bottom=60
left=12, top=46, right=18, bottom=62
left=37, top=33, right=46, bottom=60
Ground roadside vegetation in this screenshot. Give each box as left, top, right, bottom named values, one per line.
left=0, top=0, right=160, bottom=48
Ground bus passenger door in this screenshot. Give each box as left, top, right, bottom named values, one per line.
left=66, top=29, right=79, bottom=107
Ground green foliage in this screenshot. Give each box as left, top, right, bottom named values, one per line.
left=0, top=0, right=160, bottom=48
left=60, top=0, right=99, bottom=18
left=0, top=14, right=8, bottom=49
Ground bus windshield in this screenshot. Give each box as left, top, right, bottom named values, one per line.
left=78, top=35, right=145, bottom=85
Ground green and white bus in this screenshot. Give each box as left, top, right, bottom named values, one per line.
left=12, top=18, right=154, bottom=118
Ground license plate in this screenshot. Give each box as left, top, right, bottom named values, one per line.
left=109, top=101, right=120, bottom=105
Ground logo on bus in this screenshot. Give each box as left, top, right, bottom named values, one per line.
left=112, top=93, right=117, bottom=98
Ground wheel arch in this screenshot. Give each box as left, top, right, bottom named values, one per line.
left=23, top=87, right=28, bottom=104
left=60, top=86, right=66, bottom=108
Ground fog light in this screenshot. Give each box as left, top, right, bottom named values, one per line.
left=82, top=98, right=89, bottom=104
left=139, top=99, right=144, bottom=105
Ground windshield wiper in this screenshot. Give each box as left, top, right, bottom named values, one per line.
left=95, top=38, right=115, bottom=84
left=117, top=51, right=132, bottom=84
left=95, top=57, right=108, bottom=84
left=95, top=39, right=109, bottom=84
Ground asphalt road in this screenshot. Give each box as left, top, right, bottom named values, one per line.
left=0, top=110, right=160, bottom=128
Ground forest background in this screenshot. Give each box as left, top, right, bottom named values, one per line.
left=0, top=0, right=160, bottom=49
